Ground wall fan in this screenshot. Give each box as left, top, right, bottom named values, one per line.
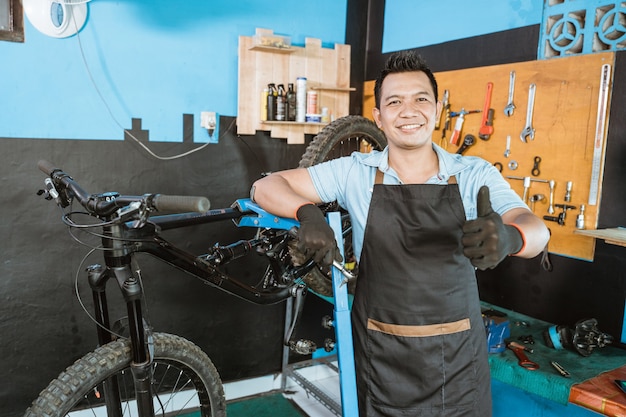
left=23, top=0, right=92, bottom=38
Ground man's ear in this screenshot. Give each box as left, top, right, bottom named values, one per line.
left=372, top=107, right=382, bottom=129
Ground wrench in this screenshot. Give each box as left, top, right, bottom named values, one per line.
left=478, top=82, right=494, bottom=140
left=520, top=83, right=536, bottom=142
left=504, top=71, right=516, bottom=116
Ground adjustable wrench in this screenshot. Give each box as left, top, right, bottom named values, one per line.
left=504, top=71, right=516, bottom=116
left=520, top=84, right=536, bottom=142
left=478, top=82, right=494, bottom=140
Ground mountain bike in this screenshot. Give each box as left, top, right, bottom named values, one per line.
left=24, top=115, right=386, bottom=417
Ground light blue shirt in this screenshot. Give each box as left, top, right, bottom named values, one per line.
left=308, top=143, right=527, bottom=261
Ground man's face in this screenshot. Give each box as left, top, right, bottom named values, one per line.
left=372, top=71, right=441, bottom=150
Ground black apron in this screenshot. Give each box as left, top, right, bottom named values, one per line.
left=351, top=171, right=492, bottom=416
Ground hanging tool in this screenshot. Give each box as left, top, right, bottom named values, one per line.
left=504, top=135, right=511, bottom=158
left=507, top=343, right=539, bottom=370
left=588, top=64, right=612, bottom=206
left=543, top=204, right=576, bottom=226
left=548, top=180, right=556, bottom=214
left=531, top=156, right=542, bottom=176
left=448, top=109, right=480, bottom=146
left=478, top=82, right=494, bottom=140
left=456, top=134, right=476, bottom=155
left=506, top=176, right=549, bottom=204
left=440, top=90, right=451, bottom=143
left=436, top=89, right=448, bottom=130
left=576, top=204, right=586, bottom=229
left=564, top=181, right=573, bottom=202
left=520, top=83, right=536, bottom=142
left=504, top=70, right=516, bottom=117
left=529, top=194, right=545, bottom=212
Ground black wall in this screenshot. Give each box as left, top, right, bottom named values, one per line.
left=0, top=119, right=323, bottom=416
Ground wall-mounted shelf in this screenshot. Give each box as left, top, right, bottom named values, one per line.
left=249, top=45, right=295, bottom=54
left=574, top=228, right=626, bottom=247
left=237, top=28, right=352, bottom=144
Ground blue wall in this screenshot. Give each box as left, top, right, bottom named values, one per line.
left=0, top=0, right=347, bottom=141
left=382, top=0, right=543, bottom=52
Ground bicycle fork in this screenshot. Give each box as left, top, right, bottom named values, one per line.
left=87, top=262, right=155, bottom=417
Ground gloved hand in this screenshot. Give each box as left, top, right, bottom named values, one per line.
left=295, top=203, right=342, bottom=268
left=462, top=186, right=523, bottom=270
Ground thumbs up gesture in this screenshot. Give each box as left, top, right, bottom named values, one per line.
left=462, top=186, right=524, bottom=270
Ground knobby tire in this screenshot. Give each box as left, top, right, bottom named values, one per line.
left=24, top=332, right=226, bottom=417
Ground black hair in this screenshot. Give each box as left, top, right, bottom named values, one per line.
left=374, top=51, right=439, bottom=108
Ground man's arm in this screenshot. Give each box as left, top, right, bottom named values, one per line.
left=501, top=207, right=550, bottom=259
left=251, top=168, right=322, bottom=218
left=252, top=168, right=341, bottom=267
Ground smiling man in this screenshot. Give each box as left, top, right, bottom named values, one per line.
left=251, top=51, right=549, bottom=416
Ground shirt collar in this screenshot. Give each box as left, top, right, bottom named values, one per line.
left=360, top=142, right=470, bottom=178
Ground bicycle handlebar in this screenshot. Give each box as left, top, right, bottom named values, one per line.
left=38, top=160, right=210, bottom=215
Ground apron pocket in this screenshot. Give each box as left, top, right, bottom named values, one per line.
left=365, top=317, right=479, bottom=411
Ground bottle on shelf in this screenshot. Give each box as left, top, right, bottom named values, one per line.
left=286, top=83, right=296, bottom=122
left=276, top=84, right=286, bottom=121
left=260, top=87, right=268, bottom=121
left=296, top=77, right=307, bottom=122
left=267, top=83, right=277, bottom=121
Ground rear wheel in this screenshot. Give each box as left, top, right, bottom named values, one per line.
left=297, top=115, right=387, bottom=296
left=24, top=332, right=226, bottom=417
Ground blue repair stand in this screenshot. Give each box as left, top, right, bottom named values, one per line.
left=326, top=211, right=359, bottom=417
left=234, top=200, right=358, bottom=416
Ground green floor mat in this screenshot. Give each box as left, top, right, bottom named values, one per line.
left=181, top=392, right=305, bottom=417
left=226, top=392, right=305, bottom=417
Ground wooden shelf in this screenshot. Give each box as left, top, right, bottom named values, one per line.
left=261, top=121, right=327, bottom=126
left=311, top=86, right=356, bottom=92
left=249, top=45, right=295, bottom=54
left=574, top=228, right=626, bottom=247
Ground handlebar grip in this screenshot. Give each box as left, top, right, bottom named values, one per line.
left=152, top=194, right=210, bottom=213
left=38, top=160, right=58, bottom=176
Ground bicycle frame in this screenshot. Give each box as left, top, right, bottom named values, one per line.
left=77, top=199, right=307, bottom=417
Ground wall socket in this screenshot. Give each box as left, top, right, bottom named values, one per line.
left=200, top=111, right=217, bottom=129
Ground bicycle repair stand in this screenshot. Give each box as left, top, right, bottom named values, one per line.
left=280, top=212, right=358, bottom=417
left=236, top=201, right=358, bottom=416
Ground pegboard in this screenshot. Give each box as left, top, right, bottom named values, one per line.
left=362, top=52, right=615, bottom=261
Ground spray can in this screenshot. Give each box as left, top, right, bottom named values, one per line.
left=296, top=77, right=307, bottom=122
left=267, top=83, right=277, bottom=121
left=276, top=84, right=286, bottom=121
left=286, top=83, right=296, bottom=121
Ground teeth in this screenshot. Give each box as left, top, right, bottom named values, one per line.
left=400, top=123, right=424, bottom=129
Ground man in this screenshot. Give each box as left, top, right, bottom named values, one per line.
left=252, top=51, right=550, bottom=416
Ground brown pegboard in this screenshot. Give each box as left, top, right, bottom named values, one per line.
left=362, top=52, right=616, bottom=261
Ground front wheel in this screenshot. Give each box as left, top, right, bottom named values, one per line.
left=24, top=333, right=226, bottom=417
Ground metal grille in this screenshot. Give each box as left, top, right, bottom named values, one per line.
left=539, top=0, right=626, bottom=58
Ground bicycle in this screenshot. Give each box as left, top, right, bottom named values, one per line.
left=24, top=115, right=386, bottom=417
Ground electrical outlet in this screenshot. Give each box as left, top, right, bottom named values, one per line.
left=200, top=111, right=217, bottom=129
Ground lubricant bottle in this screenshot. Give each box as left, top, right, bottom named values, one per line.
left=267, top=83, right=277, bottom=121
left=276, top=84, right=286, bottom=121
left=296, top=77, right=307, bottom=122
left=286, top=83, right=296, bottom=121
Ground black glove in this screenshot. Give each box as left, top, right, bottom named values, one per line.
left=296, top=203, right=342, bottom=268
left=462, top=186, right=523, bottom=270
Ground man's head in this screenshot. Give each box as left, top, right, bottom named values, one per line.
left=374, top=51, right=438, bottom=109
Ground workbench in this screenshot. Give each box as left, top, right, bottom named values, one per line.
left=484, top=302, right=626, bottom=415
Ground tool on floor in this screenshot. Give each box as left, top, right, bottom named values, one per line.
left=504, top=70, right=516, bottom=116
left=588, top=64, right=612, bottom=206
left=520, top=83, right=536, bottom=142
left=550, top=361, right=571, bottom=378
left=504, top=135, right=511, bottom=158
left=543, top=318, right=613, bottom=357
left=456, top=134, right=476, bottom=155
left=478, top=82, right=494, bottom=140
left=507, top=343, right=539, bottom=370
